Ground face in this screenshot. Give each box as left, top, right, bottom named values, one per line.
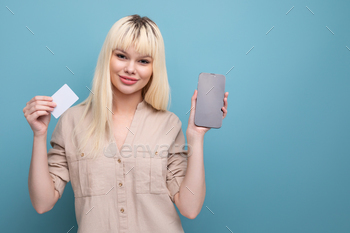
left=110, top=44, right=153, bottom=98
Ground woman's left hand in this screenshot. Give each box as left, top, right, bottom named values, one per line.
left=186, top=89, right=229, bottom=137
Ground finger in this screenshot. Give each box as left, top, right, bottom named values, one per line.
left=224, top=92, right=228, bottom=109
left=26, top=110, right=50, bottom=122
left=191, top=90, right=197, bottom=112
left=222, top=98, right=227, bottom=112
left=28, top=100, right=57, bottom=110
left=221, top=106, right=227, bottom=113
left=26, top=103, right=55, bottom=117
left=27, top=96, right=53, bottom=106
left=34, top=110, right=50, bottom=116
left=222, top=107, right=227, bottom=119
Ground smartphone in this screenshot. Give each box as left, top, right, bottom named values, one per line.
left=194, top=72, right=226, bottom=128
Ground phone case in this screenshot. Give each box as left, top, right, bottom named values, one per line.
left=194, top=72, right=226, bottom=128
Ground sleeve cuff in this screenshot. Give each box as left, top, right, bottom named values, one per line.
left=49, top=173, right=67, bottom=199
left=167, top=176, right=185, bottom=203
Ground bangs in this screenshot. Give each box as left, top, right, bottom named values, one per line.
left=112, top=20, right=158, bottom=59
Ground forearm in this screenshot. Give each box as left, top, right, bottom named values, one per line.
left=177, top=132, right=206, bottom=218
left=28, top=133, right=57, bottom=214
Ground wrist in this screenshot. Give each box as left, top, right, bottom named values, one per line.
left=186, top=131, right=204, bottom=143
left=33, top=131, right=47, bottom=139
left=186, top=129, right=204, bottom=139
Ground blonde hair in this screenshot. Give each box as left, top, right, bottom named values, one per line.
left=71, top=14, right=171, bottom=159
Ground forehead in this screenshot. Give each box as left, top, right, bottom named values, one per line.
left=111, top=21, right=156, bottom=58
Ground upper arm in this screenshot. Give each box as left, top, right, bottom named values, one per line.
left=53, top=190, right=60, bottom=205
left=166, top=114, right=188, bottom=203
left=44, top=190, right=60, bottom=213
left=47, top=112, right=70, bottom=200
left=40, top=189, right=60, bottom=214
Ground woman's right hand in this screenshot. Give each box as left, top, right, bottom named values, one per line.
left=23, top=96, right=57, bottom=137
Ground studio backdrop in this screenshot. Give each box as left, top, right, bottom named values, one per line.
left=1, top=0, right=349, bottom=232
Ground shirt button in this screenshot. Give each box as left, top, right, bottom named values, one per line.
left=117, top=158, right=121, bottom=163
left=155, top=151, right=158, bottom=155
left=119, top=182, right=123, bottom=187
left=81, top=153, right=84, bottom=157
left=120, top=208, right=124, bottom=213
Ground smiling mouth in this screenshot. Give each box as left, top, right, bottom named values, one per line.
left=119, top=75, right=138, bottom=81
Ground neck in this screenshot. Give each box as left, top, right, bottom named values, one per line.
left=112, top=89, right=143, bottom=116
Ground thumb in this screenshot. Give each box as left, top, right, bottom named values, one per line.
left=190, top=90, right=197, bottom=118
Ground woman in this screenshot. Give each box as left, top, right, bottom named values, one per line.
left=24, top=14, right=229, bottom=233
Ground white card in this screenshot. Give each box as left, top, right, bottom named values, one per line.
left=51, top=84, right=79, bottom=119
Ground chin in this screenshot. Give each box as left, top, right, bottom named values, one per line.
left=116, top=86, right=141, bottom=95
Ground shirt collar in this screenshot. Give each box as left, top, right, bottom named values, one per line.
left=136, top=99, right=146, bottom=111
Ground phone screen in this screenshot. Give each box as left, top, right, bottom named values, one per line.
left=194, top=72, right=226, bottom=128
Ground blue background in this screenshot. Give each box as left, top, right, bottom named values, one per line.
left=1, top=0, right=349, bottom=232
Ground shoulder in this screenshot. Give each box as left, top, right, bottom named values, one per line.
left=58, top=103, right=87, bottom=126
left=168, top=111, right=182, bottom=127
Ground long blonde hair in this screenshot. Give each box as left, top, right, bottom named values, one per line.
left=71, top=14, right=171, bottom=159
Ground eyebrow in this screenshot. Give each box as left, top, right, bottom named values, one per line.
left=115, top=49, right=152, bottom=58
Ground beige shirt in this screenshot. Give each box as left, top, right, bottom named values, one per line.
left=47, top=99, right=188, bottom=233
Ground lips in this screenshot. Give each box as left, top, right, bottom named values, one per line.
left=119, top=75, right=138, bottom=85
left=119, top=75, right=138, bottom=81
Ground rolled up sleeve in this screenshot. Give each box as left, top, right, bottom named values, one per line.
left=166, top=117, right=188, bottom=203
left=47, top=112, right=70, bottom=199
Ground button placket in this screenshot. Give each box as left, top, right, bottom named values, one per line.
left=116, top=155, right=127, bottom=231
left=113, top=100, right=143, bottom=232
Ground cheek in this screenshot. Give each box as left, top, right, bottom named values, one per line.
left=143, top=66, right=153, bottom=78
left=110, top=60, right=123, bottom=73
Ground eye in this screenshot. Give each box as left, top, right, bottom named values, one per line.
left=116, top=53, right=126, bottom=59
left=140, top=59, right=150, bottom=64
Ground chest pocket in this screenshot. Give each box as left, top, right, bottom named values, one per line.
left=69, top=152, right=114, bottom=198
left=135, top=149, right=168, bottom=194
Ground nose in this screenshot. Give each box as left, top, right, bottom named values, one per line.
left=124, top=60, right=136, bottom=74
